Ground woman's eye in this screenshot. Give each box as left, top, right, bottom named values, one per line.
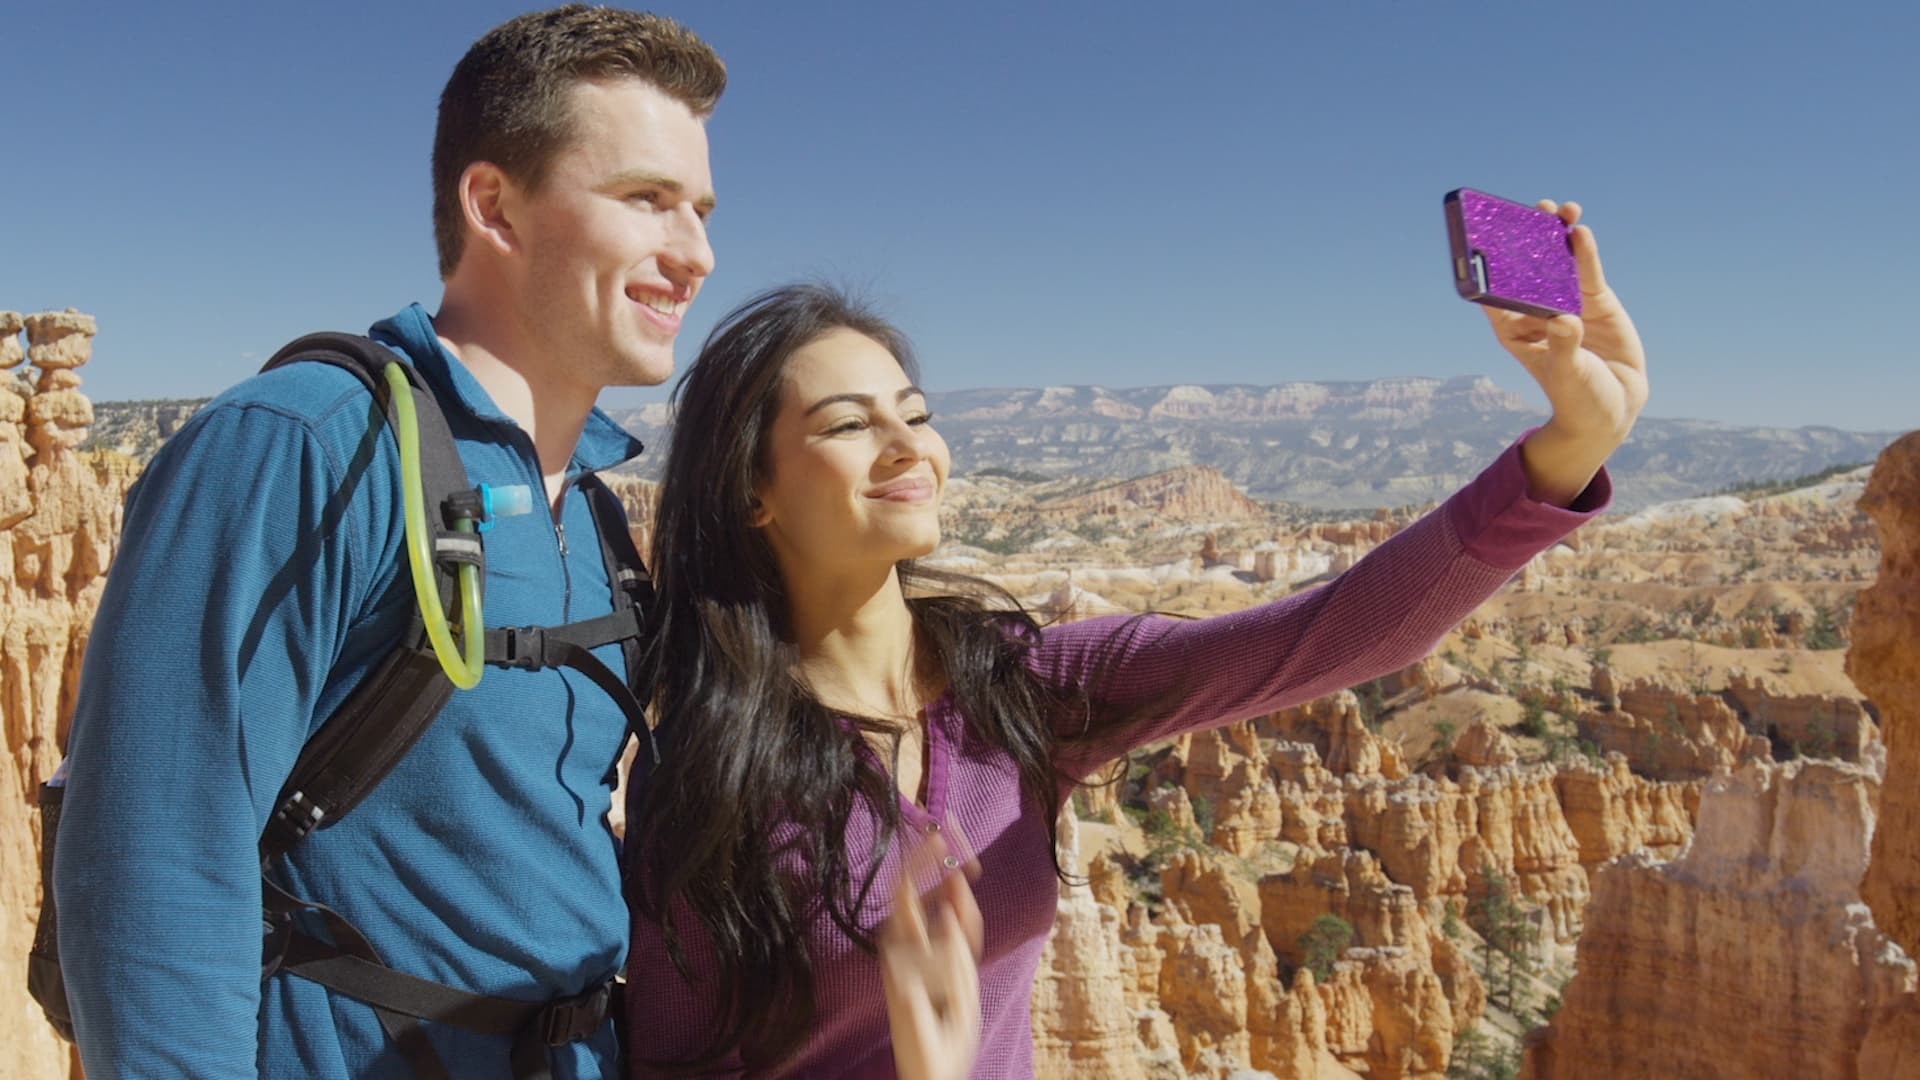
left=907, top=412, right=934, bottom=426
left=826, top=419, right=867, bottom=435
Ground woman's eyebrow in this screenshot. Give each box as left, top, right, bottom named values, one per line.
left=802, top=385, right=927, bottom=417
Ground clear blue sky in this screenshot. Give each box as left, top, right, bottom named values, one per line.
left=3, top=0, right=1913, bottom=431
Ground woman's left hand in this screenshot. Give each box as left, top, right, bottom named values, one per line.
left=1483, top=199, right=1649, bottom=506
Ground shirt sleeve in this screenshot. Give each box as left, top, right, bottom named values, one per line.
left=1037, top=432, right=1610, bottom=782
left=53, top=401, right=369, bottom=1078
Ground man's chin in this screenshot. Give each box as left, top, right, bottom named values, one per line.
left=612, top=351, right=678, bottom=388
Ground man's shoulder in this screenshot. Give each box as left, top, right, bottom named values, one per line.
left=179, top=346, right=409, bottom=460
left=210, top=343, right=404, bottom=423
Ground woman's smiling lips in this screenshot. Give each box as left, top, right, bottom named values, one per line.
left=867, top=476, right=936, bottom=503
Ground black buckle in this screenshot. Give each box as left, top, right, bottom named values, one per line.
left=614, top=566, right=651, bottom=599
left=442, top=488, right=485, bottom=529
left=539, top=982, right=612, bottom=1046
left=501, top=626, right=547, bottom=671
left=270, top=790, right=326, bottom=844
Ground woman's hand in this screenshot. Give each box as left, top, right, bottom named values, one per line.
left=1483, top=199, right=1649, bottom=506
left=881, top=832, right=984, bottom=1080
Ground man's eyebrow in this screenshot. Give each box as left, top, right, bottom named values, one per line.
left=606, top=170, right=719, bottom=213
left=802, top=385, right=927, bottom=417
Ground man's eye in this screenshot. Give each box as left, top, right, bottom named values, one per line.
left=629, top=191, right=661, bottom=206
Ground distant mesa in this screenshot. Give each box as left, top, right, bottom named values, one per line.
left=79, top=371, right=1899, bottom=512
left=1035, top=465, right=1266, bottom=522
left=604, top=377, right=1893, bottom=511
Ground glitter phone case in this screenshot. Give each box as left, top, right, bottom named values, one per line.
left=1444, top=188, right=1581, bottom=318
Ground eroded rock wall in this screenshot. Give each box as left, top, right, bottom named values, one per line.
left=1851, top=432, right=1920, bottom=1078
left=1523, top=757, right=1915, bottom=1080
left=4, top=309, right=128, bottom=1080
left=1523, top=433, right=1920, bottom=1080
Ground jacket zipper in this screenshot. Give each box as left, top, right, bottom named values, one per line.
left=552, top=476, right=577, bottom=623
left=513, top=428, right=579, bottom=625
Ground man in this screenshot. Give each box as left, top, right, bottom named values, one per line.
left=54, top=7, right=721, bottom=1077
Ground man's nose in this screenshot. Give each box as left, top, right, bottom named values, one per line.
left=661, top=205, right=715, bottom=285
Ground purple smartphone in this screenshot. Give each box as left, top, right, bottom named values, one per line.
left=1444, top=188, right=1581, bottom=317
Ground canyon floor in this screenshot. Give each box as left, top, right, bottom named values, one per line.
left=6, top=311, right=1916, bottom=1079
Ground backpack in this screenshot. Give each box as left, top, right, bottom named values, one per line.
left=29, top=332, right=660, bottom=1080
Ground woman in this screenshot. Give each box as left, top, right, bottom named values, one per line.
left=626, top=201, right=1643, bottom=1078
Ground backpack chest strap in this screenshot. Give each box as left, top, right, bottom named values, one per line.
left=483, top=611, right=660, bottom=771
left=483, top=609, right=643, bottom=669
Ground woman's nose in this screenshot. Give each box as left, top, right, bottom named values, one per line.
left=879, top=416, right=922, bottom=463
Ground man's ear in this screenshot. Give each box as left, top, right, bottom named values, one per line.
left=459, top=161, right=517, bottom=258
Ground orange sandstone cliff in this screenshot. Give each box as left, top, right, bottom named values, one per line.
left=1524, top=431, right=1920, bottom=1080
left=4, top=309, right=132, bottom=1079
left=12, top=310, right=1900, bottom=1079
left=1852, top=431, right=1920, bottom=1076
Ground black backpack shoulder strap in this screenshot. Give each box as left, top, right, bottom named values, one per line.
left=262, top=333, right=484, bottom=574
left=258, top=333, right=481, bottom=858
left=576, top=473, right=653, bottom=692
left=579, top=472, right=660, bottom=769
left=249, top=336, right=632, bottom=1078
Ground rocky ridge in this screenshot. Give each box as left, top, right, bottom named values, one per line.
left=1523, top=754, right=1915, bottom=1079
left=3, top=309, right=129, bottom=1079
left=90, top=375, right=1898, bottom=510
left=11, top=311, right=1911, bottom=1078
left=1024, top=673, right=1711, bottom=1077
left=960, top=443, right=1890, bottom=1075
left=1521, top=431, right=1920, bottom=1079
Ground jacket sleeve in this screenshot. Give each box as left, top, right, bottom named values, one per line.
left=1038, top=433, right=1610, bottom=782
left=54, top=401, right=371, bottom=1078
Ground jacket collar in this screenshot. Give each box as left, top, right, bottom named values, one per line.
left=369, top=303, right=645, bottom=472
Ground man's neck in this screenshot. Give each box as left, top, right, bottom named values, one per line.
left=433, top=294, right=596, bottom=515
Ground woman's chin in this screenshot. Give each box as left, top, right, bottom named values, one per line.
left=886, top=528, right=942, bottom=562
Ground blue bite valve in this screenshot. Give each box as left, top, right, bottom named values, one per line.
left=479, top=483, right=535, bottom=530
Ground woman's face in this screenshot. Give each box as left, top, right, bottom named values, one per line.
left=753, top=327, right=950, bottom=575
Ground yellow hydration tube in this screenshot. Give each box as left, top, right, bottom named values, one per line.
left=384, top=363, right=485, bottom=689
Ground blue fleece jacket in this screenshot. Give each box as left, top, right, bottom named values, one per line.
left=54, top=305, right=643, bottom=1078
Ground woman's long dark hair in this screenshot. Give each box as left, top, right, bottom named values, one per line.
left=631, top=283, right=1127, bottom=1072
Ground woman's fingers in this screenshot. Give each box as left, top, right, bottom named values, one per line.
left=936, top=864, right=986, bottom=961
left=1482, top=307, right=1553, bottom=385
left=1536, top=196, right=1610, bottom=304
left=936, top=905, right=982, bottom=1044
left=883, top=831, right=984, bottom=1080
left=1484, top=304, right=1547, bottom=344
left=1571, top=224, right=1614, bottom=302
left=887, top=835, right=945, bottom=949
left=1543, top=315, right=1586, bottom=374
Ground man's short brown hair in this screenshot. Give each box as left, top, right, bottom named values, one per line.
left=432, top=5, right=726, bottom=278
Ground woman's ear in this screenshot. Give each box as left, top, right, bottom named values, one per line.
left=748, top=492, right=773, bottom=528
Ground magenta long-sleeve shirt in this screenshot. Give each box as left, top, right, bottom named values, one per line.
left=626, top=436, right=1609, bottom=1078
